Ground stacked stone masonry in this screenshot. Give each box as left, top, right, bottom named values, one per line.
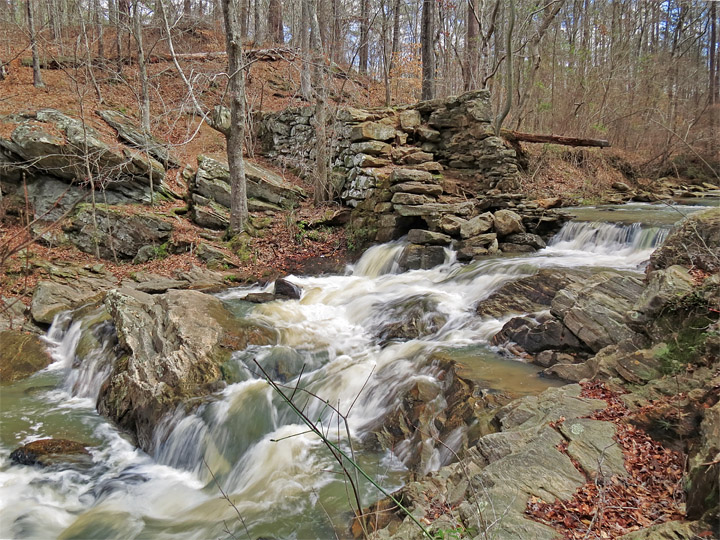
left=256, top=91, right=568, bottom=265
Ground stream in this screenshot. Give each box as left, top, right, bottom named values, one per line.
left=0, top=199, right=715, bottom=540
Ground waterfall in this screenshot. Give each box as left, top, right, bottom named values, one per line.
left=350, top=240, right=407, bottom=277
left=548, top=221, right=669, bottom=252
left=1, top=203, right=696, bottom=540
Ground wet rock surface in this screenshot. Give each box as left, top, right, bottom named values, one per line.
left=0, top=330, right=52, bottom=383
left=649, top=208, right=720, bottom=273
left=96, top=288, right=277, bottom=451
left=10, top=439, right=91, bottom=467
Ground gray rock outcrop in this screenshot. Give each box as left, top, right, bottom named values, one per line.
left=97, top=288, right=277, bottom=451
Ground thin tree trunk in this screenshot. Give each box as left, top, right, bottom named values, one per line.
left=133, top=0, right=151, bottom=134
left=359, top=0, right=369, bottom=74
left=300, top=0, right=311, bottom=99
left=94, top=0, right=104, bottom=62
left=309, top=0, right=329, bottom=202
left=27, top=0, right=43, bottom=87
left=221, top=0, right=248, bottom=234
left=494, top=0, right=514, bottom=135
left=710, top=2, right=717, bottom=105
left=464, top=0, right=478, bottom=90
left=268, top=0, right=283, bottom=43
left=420, top=0, right=434, bottom=100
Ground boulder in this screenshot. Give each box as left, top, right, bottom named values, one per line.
left=349, top=140, right=392, bottom=156
left=388, top=168, right=435, bottom=184
left=64, top=205, right=173, bottom=260
left=389, top=181, right=443, bottom=197
left=406, top=229, right=452, bottom=246
left=626, top=265, right=695, bottom=329
left=96, top=110, right=180, bottom=168
left=504, top=232, right=546, bottom=250
left=493, top=315, right=584, bottom=354
left=350, top=121, right=396, bottom=142
left=372, top=295, right=448, bottom=343
left=398, top=244, right=446, bottom=270
left=499, top=242, right=536, bottom=253
left=196, top=243, right=236, bottom=269
left=476, top=269, right=592, bottom=319
left=649, top=208, right=720, bottom=273
left=493, top=209, right=525, bottom=236
left=437, top=215, right=466, bottom=236
left=97, top=288, right=277, bottom=451
left=551, top=271, right=644, bottom=352
left=193, top=155, right=306, bottom=211
left=390, top=192, right=435, bottom=205
left=0, top=331, right=52, bottom=382
left=3, top=109, right=165, bottom=187
left=274, top=278, right=302, bottom=299
left=459, top=212, right=493, bottom=239
left=31, top=265, right=118, bottom=324
left=398, top=110, right=421, bottom=131
left=10, top=439, right=91, bottom=467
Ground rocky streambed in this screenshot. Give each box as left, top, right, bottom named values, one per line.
left=1, top=202, right=719, bottom=540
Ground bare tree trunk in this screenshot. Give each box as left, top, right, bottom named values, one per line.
left=332, top=0, right=342, bottom=63
left=359, top=0, right=369, bottom=74
left=309, top=0, right=329, bottom=202
left=494, top=0, right=514, bottom=135
left=94, top=0, right=105, bottom=62
left=464, top=0, right=478, bottom=90
left=420, top=0, right=434, bottom=100
left=132, top=0, right=151, bottom=134
left=391, top=0, right=400, bottom=65
left=27, top=0, right=43, bottom=88
left=300, top=0, right=311, bottom=99
left=711, top=2, right=717, bottom=106
left=221, top=0, right=248, bottom=234
left=381, top=0, right=390, bottom=105
left=253, top=0, right=260, bottom=42
left=268, top=0, right=283, bottom=43
left=240, top=0, right=248, bottom=38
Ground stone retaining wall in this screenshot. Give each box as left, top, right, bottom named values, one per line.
left=255, top=90, right=521, bottom=207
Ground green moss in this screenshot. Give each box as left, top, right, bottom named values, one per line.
left=656, top=317, right=714, bottom=374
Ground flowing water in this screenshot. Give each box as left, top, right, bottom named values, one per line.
left=0, top=201, right=714, bottom=539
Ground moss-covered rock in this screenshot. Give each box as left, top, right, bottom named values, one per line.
left=0, top=330, right=52, bottom=383
left=10, top=438, right=91, bottom=467
left=649, top=208, right=720, bottom=274
left=97, top=288, right=276, bottom=452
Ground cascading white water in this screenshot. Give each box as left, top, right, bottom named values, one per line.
left=0, top=210, right=688, bottom=539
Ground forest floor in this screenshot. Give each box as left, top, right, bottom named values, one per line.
left=0, top=25, right=692, bottom=306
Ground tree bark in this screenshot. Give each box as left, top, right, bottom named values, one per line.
left=300, top=0, right=311, bottom=99
left=358, top=0, right=369, bottom=74
left=27, top=0, right=43, bottom=88
left=420, top=0, right=434, bottom=100
left=268, top=0, right=283, bottom=44
left=132, top=0, right=151, bottom=134
left=710, top=2, right=717, bottom=106
left=221, top=0, right=249, bottom=234
left=464, top=0, right=478, bottom=91
left=309, top=0, right=330, bottom=202
left=494, top=0, right=514, bottom=135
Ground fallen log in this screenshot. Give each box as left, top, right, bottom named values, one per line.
left=502, top=129, right=611, bottom=148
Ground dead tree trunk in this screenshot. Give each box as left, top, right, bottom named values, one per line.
left=221, top=0, right=249, bottom=234
left=27, top=0, right=44, bottom=88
